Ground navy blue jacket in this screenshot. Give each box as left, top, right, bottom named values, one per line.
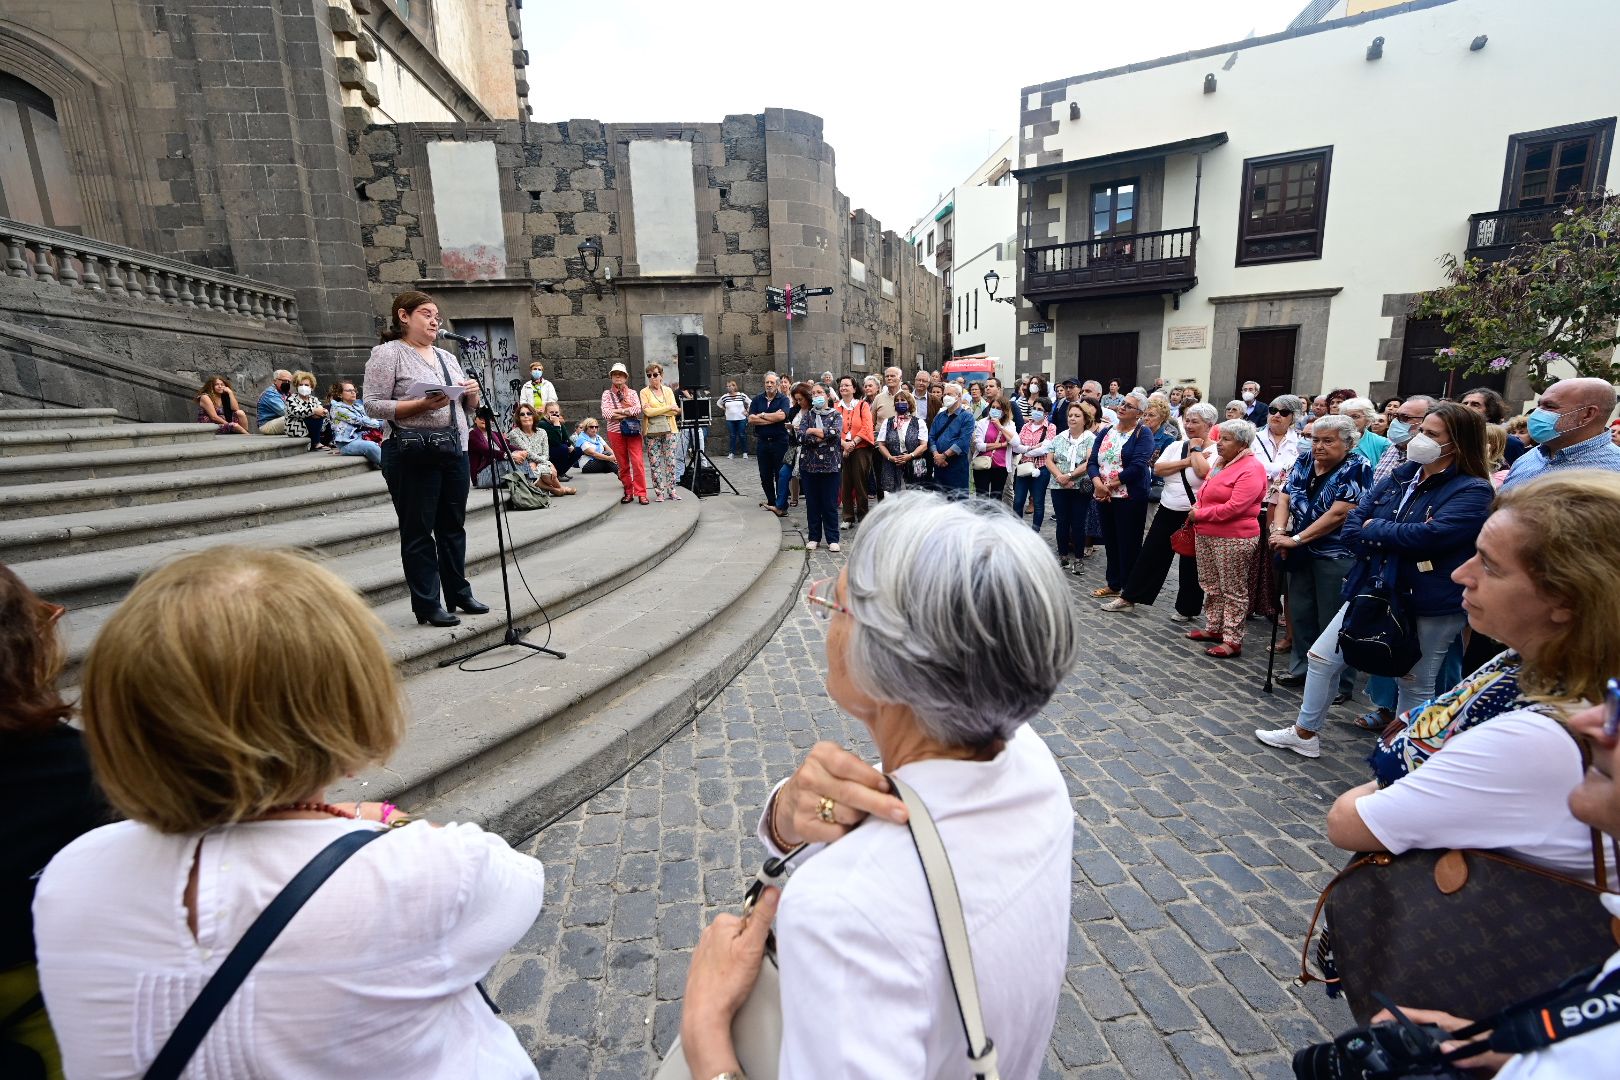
left=1086, top=423, right=1157, bottom=502
left=930, top=406, right=976, bottom=490
left=1340, top=462, right=1493, bottom=617
left=1244, top=399, right=1270, bottom=428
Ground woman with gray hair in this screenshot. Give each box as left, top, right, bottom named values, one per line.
left=1340, top=396, right=1392, bottom=468
left=1188, top=419, right=1268, bottom=658
left=678, top=492, right=1078, bottom=1079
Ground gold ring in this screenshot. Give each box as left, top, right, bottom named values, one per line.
left=817, top=796, right=837, bottom=824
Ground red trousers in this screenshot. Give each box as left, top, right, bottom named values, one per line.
left=608, top=429, right=646, bottom=498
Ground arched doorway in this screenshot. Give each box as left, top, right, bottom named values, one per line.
left=0, top=71, right=83, bottom=231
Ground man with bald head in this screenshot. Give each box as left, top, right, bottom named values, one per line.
left=1500, top=376, right=1620, bottom=489
left=871, top=366, right=902, bottom=425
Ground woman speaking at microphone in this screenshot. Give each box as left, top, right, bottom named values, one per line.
left=363, top=290, right=489, bottom=628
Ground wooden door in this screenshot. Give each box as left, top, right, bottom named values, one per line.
left=1077, top=332, right=1138, bottom=390
left=1397, top=317, right=1504, bottom=398
left=1234, top=328, right=1297, bottom=401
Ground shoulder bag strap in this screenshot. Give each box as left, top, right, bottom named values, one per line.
left=1177, top=441, right=1197, bottom=504
left=143, top=829, right=389, bottom=1080
left=887, top=774, right=1001, bottom=1080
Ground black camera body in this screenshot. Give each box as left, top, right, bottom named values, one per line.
left=1294, top=1020, right=1467, bottom=1080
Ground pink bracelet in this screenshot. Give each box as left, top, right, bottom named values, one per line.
left=380, top=802, right=398, bottom=824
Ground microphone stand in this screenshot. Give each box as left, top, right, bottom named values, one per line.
left=438, top=350, right=564, bottom=667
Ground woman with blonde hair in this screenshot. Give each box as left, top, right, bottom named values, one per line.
left=33, top=547, right=545, bottom=1079
left=1486, top=422, right=1510, bottom=486
left=641, top=362, right=681, bottom=502
left=284, top=369, right=330, bottom=451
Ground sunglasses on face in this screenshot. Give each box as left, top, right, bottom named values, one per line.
left=1269, top=407, right=1294, bottom=416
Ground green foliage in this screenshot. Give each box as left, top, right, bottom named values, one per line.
left=1411, top=195, right=1620, bottom=393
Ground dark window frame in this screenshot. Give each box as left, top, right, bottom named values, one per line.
left=1235, top=146, right=1333, bottom=267
left=1088, top=177, right=1140, bottom=240
left=1498, top=117, right=1616, bottom=210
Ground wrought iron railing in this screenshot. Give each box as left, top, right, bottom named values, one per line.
left=0, top=216, right=300, bottom=325
left=1025, top=226, right=1198, bottom=295
left=1466, top=206, right=1565, bottom=259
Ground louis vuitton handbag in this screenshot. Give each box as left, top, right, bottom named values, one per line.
left=655, top=775, right=1002, bottom=1080
left=1301, top=791, right=1620, bottom=1025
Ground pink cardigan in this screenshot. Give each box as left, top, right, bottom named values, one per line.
left=1192, top=452, right=1267, bottom=538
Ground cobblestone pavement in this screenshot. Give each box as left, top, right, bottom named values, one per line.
left=490, top=458, right=1374, bottom=1078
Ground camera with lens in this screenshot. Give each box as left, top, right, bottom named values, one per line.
left=1293, top=1018, right=1468, bottom=1080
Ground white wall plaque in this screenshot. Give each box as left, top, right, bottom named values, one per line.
left=1167, top=325, right=1208, bottom=350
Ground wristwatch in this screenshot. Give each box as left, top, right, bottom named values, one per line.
left=1291, top=534, right=1303, bottom=545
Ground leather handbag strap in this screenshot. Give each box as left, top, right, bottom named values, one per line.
left=143, top=829, right=389, bottom=1080
left=888, top=774, right=1001, bottom=1080
left=1177, top=441, right=1197, bottom=504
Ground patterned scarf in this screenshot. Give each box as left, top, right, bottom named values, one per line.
left=1369, top=649, right=1558, bottom=787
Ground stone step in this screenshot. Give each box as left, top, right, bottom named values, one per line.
left=0, top=422, right=219, bottom=457
left=0, top=468, right=392, bottom=561
left=331, top=495, right=802, bottom=843
left=0, top=451, right=370, bottom=521
left=0, top=408, right=122, bottom=431
left=51, top=477, right=641, bottom=681
left=0, top=436, right=310, bottom=486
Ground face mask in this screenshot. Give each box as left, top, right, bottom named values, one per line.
left=1242, top=391, right=1256, bottom=403
left=278, top=381, right=291, bottom=394
left=1405, top=432, right=1449, bottom=465
left=296, top=385, right=312, bottom=397
left=530, top=370, right=544, bottom=381
left=987, top=408, right=1002, bottom=420
left=895, top=403, right=910, bottom=414
left=1031, top=412, right=1045, bottom=425
left=811, top=396, right=826, bottom=409
left=1527, top=406, right=1571, bottom=445
left=942, top=395, right=959, bottom=410
left=1386, top=419, right=1412, bottom=445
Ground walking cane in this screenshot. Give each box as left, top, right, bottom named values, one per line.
left=1263, top=547, right=1285, bottom=693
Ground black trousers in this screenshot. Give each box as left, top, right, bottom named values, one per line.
left=1122, top=506, right=1203, bottom=616
left=756, top=439, right=787, bottom=503
left=381, top=439, right=472, bottom=614
left=1098, top=497, right=1149, bottom=592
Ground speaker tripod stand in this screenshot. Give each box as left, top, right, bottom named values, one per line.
left=679, top=417, right=738, bottom=499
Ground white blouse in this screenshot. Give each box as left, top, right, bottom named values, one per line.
left=35, top=817, right=545, bottom=1079
left=756, top=724, right=1072, bottom=1080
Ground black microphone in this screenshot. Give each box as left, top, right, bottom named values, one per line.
left=437, top=330, right=473, bottom=345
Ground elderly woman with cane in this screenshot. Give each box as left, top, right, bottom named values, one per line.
left=676, top=493, right=1078, bottom=1079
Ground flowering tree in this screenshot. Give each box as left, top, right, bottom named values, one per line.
left=1411, top=195, right=1620, bottom=393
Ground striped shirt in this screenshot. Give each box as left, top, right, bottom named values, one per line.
left=1500, top=428, right=1620, bottom=490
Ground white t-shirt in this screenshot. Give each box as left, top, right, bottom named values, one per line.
left=1355, top=711, right=1594, bottom=878
left=35, top=817, right=545, bottom=1079
left=1158, top=439, right=1210, bottom=512
left=756, top=724, right=1072, bottom=1080
left=720, top=391, right=751, bottom=421
left=1496, top=894, right=1620, bottom=1079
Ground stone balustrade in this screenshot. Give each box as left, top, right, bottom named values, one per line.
left=0, top=217, right=300, bottom=327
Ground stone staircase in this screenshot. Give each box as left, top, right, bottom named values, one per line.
left=4, top=407, right=803, bottom=843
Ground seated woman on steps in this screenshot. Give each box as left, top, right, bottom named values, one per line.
left=195, top=375, right=248, bottom=435
left=32, top=547, right=547, bottom=1079
left=505, top=403, right=576, bottom=496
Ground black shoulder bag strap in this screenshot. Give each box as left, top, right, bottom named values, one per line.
left=142, top=829, right=388, bottom=1080
left=1177, top=441, right=1197, bottom=504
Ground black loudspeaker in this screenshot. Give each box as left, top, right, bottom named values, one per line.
left=676, top=334, right=711, bottom=390
left=681, top=464, right=720, bottom=495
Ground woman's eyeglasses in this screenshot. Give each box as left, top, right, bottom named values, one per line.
left=805, top=576, right=851, bottom=621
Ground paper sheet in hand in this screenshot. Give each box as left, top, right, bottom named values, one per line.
left=405, top=380, right=468, bottom=401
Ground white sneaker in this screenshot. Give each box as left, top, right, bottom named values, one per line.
left=743, top=453, right=751, bottom=458
left=806, top=541, right=818, bottom=550
left=828, top=542, right=841, bottom=552
left=1168, top=613, right=1193, bottom=623
left=1255, top=726, right=1321, bottom=759
left=727, top=453, right=735, bottom=459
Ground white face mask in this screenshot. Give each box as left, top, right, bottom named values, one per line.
left=1405, top=432, right=1449, bottom=465
left=942, top=395, right=959, bottom=410
left=1241, top=390, right=1256, bottom=403
left=296, top=385, right=312, bottom=397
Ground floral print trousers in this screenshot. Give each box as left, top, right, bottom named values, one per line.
left=1194, top=534, right=1258, bottom=646
left=644, top=432, right=678, bottom=497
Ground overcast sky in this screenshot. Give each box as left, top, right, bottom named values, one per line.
left=523, top=0, right=1308, bottom=233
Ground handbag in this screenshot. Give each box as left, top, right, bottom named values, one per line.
left=502, top=471, right=550, bottom=511
left=1169, top=448, right=1199, bottom=556
left=655, top=775, right=1002, bottom=1080
left=971, top=455, right=993, bottom=470
left=391, top=347, right=462, bottom=462
left=1301, top=825, right=1620, bottom=1026
left=645, top=389, right=675, bottom=435
left=1336, top=557, right=1422, bottom=677
left=142, top=830, right=390, bottom=1080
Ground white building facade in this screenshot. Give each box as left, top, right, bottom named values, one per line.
left=909, top=138, right=1020, bottom=381
left=1012, top=0, right=1618, bottom=405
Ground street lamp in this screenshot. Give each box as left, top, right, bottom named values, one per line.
left=983, top=268, right=1016, bottom=305
left=577, top=236, right=603, bottom=278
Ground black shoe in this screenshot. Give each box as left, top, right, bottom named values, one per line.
left=416, top=607, right=461, bottom=627
left=1275, top=672, right=1306, bottom=687
left=450, top=595, right=490, bottom=615
left=1332, top=690, right=1353, bottom=706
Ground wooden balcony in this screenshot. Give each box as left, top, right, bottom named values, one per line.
left=1024, top=226, right=1198, bottom=309
left=934, top=238, right=953, bottom=270
left=1465, top=206, right=1563, bottom=263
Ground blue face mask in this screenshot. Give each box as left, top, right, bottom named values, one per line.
left=1527, top=406, right=1570, bottom=445
left=530, top=370, right=544, bottom=381
left=811, top=396, right=827, bottom=410
left=988, top=408, right=1002, bottom=420
left=1386, top=419, right=1411, bottom=445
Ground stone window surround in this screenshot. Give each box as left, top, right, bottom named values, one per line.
left=0, top=22, right=152, bottom=250
left=1207, top=287, right=1339, bottom=401
left=1369, top=290, right=1534, bottom=406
